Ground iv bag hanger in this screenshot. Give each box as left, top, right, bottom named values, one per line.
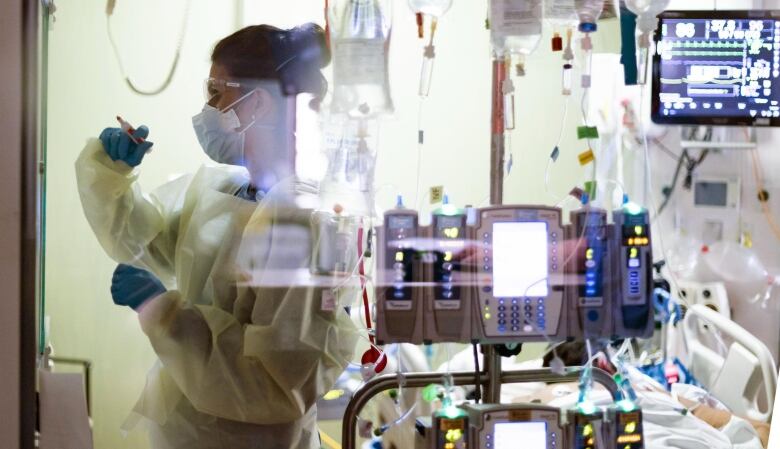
left=679, top=125, right=758, bottom=151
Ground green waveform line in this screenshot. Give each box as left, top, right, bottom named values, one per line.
left=660, top=77, right=741, bottom=85
left=669, top=51, right=745, bottom=56
left=670, top=40, right=745, bottom=49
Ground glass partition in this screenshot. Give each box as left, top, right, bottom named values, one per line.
left=41, top=2, right=608, bottom=448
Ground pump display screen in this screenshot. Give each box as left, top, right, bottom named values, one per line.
left=652, top=11, right=780, bottom=126
left=492, top=222, right=549, bottom=298
left=436, top=215, right=465, bottom=234
left=494, top=422, right=548, bottom=449
left=388, top=215, right=415, bottom=230
left=434, top=214, right=466, bottom=300
left=623, top=224, right=650, bottom=247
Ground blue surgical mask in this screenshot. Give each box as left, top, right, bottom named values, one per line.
left=192, top=89, right=257, bottom=165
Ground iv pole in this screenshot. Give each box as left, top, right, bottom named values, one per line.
left=484, top=55, right=508, bottom=404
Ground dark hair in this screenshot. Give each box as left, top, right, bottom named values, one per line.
left=211, top=23, right=330, bottom=101
left=543, top=341, right=587, bottom=367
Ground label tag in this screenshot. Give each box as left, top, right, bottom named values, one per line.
left=430, top=186, right=444, bottom=204
left=491, top=0, right=543, bottom=36
left=579, top=297, right=604, bottom=307
left=387, top=301, right=413, bottom=311
left=584, top=180, right=597, bottom=200
left=545, top=0, right=577, bottom=20
left=333, top=39, right=386, bottom=85
left=434, top=300, right=461, bottom=310
left=578, top=149, right=595, bottom=166
left=577, top=126, right=599, bottom=140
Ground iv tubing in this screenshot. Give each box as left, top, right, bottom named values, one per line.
left=749, top=147, right=780, bottom=241
left=638, top=82, right=690, bottom=307
left=357, top=225, right=375, bottom=345
left=106, top=0, right=192, bottom=96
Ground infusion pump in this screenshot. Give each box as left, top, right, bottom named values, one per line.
left=416, top=403, right=645, bottom=449
left=375, top=204, right=654, bottom=345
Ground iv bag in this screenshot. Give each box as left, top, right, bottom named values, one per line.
left=408, top=0, right=453, bottom=18
left=574, top=0, right=604, bottom=32
left=546, top=0, right=579, bottom=26
left=700, top=241, right=771, bottom=305
left=625, top=0, right=669, bottom=83
left=489, top=0, right=543, bottom=56
left=625, top=0, right=670, bottom=32
left=330, top=0, right=394, bottom=118
left=318, top=113, right=377, bottom=216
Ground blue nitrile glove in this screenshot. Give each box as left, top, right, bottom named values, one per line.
left=111, top=264, right=166, bottom=311
left=99, top=125, right=154, bottom=167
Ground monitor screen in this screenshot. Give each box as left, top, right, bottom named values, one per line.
left=694, top=181, right=729, bottom=207
left=494, top=422, right=548, bottom=449
left=492, top=222, right=549, bottom=298
left=652, top=10, right=780, bottom=126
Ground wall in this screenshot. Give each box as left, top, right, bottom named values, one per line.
left=0, top=0, right=23, bottom=447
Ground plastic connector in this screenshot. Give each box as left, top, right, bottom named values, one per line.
left=581, top=34, right=593, bottom=51
left=581, top=74, right=592, bottom=89
left=563, top=28, right=575, bottom=61
left=550, top=146, right=560, bottom=162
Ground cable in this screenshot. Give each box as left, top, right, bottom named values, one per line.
left=638, top=82, right=689, bottom=308
left=472, top=343, right=482, bottom=403
left=357, top=224, right=375, bottom=345
left=545, top=99, right=570, bottom=201
left=656, top=149, right=687, bottom=217
left=556, top=98, right=571, bottom=150
left=320, top=430, right=342, bottom=449
left=652, top=137, right=683, bottom=162
left=749, top=147, right=780, bottom=241
left=655, top=147, right=709, bottom=218
left=106, top=0, right=192, bottom=96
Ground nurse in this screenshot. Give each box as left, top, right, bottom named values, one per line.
left=76, top=23, right=358, bottom=449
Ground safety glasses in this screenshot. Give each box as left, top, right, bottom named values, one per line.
left=203, top=77, right=243, bottom=101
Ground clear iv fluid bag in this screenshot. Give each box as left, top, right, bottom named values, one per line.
left=546, top=0, right=578, bottom=26
left=575, top=0, right=604, bottom=31
left=625, top=0, right=669, bottom=31
left=330, top=0, right=394, bottom=118
left=625, top=0, right=669, bottom=83
left=319, top=114, right=377, bottom=215
left=408, top=0, right=453, bottom=18
left=490, top=0, right=543, bottom=56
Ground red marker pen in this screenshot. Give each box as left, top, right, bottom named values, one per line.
left=116, top=115, right=145, bottom=145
